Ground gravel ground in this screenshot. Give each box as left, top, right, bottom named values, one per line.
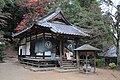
left=0, top=58, right=120, bottom=80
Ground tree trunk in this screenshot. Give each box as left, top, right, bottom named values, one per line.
left=116, top=38, right=120, bottom=69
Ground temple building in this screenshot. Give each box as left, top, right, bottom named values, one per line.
left=12, top=7, right=89, bottom=68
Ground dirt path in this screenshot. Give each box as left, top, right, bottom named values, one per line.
left=0, top=58, right=120, bottom=80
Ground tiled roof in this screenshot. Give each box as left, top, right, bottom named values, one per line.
left=12, top=7, right=89, bottom=37
left=104, top=45, right=117, bottom=57
left=37, top=7, right=70, bottom=24
left=37, top=21, right=88, bottom=36
left=36, top=7, right=89, bottom=36
left=74, top=44, right=100, bottom=51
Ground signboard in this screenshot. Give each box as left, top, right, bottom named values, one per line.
left=45, top=41, right=52, bottom=49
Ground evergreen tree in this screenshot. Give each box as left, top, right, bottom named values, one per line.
left=49, top=0, right=113, bottom=50
left=100, top=0, right=120, bottom=68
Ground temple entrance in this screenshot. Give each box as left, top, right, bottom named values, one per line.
left=30, top=40, right=35, bottom=57
left=63, top=47, right=73, bottom=60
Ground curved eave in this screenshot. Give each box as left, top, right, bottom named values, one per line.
left=12, top=24, right=33, bottom=38
left=37, top=7, right=71, bottom=25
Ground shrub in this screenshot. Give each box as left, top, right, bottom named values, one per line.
left=0, top=43, right=6, bottom=62
left=109, top=63, right=117, bottom=69
left=0, top=52, right=5, bottom=62
left=96, top=58, right=105, bottom=67
left=0, top=44, right=6, bottom=51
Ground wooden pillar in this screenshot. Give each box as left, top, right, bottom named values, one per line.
left=85, top=52, right=88, bottom=73
left=76, top=41, right=79, bottom=68
left=62, top=41, right=64, bottom=59
left=25, top=36, right=27, bottom=56
left=59, top=40, right=63, bottom=68
left=18, top=38, right=23, bottom=59
left=76, top=51, right=79, bottom=68
left=43, top=32, right=45, bottom=59
left=35, top=29, right=37, bottom=39
left=94, top=52, right=96, bottom=73
left=30, top=34, right=31, bottom=56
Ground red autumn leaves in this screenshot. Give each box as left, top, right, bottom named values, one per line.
left=15, top=0, right=55, bottom=32
left=15, top=13, right=32, bottom=31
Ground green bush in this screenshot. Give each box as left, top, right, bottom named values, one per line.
left=96, top=58, right=105, bottom=67
left=0, top=44, right=6, bottom=51
left=0, top=43, right=6, bottom=62
left=109, top=63, right=117, bottom=69
left=0, top=52, right=5, bottom=62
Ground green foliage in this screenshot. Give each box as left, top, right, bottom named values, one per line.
left=0, top=43, right=6, bottom=62
left=0, top=43, right=6, bottom=51
left=0, top=12, right=11, bottom=29
left=100, top=0, right=120, bottom=68
left=96, top=58, right=105, bottom=67
left=0, top=52, right=5, bottom=56
left=2, top=4, right=26, bottom=33
left=0, top=31, right=5, bottom=35
left=0, top=52, right=5, bottom=62
left=79, top=0, right=97, bottom=8
left=0, top=0, right=24, bottom=39
left=0, top=0, right=14, bottom=11
left=49, top=0, right=113, bottom=50
left=109, top=63, right=117, bottom=69
left=0, top=0, right=114, bottom=53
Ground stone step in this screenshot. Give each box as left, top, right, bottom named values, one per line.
left=55, top=68, right=78, bottom=73
left=62, top=61, right=72, bottom=63
left=62, top=60, right=76, bottom=69
left=58, top=60, right=76, bottom=69
left=62, top=66, right=77, bottom=69
left=29, top=67, right=55, bottom=72
left=63, top=64, right=75, bottom=67
left=62, top=63, right=73, bottom=65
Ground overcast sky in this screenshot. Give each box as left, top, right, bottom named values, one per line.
left=100, top=0, right=120, bottom=15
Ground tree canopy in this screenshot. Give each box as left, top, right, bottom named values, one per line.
left=0, top=0, right=114, bottom=51
left=0, top=0, right=55, bottom=39
left=49, top=0, right=113, bottom=50
left=100, top=0, right=120, bottom=68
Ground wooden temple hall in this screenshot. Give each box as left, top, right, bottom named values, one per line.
left=12, top=7, right=89, bottom=68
